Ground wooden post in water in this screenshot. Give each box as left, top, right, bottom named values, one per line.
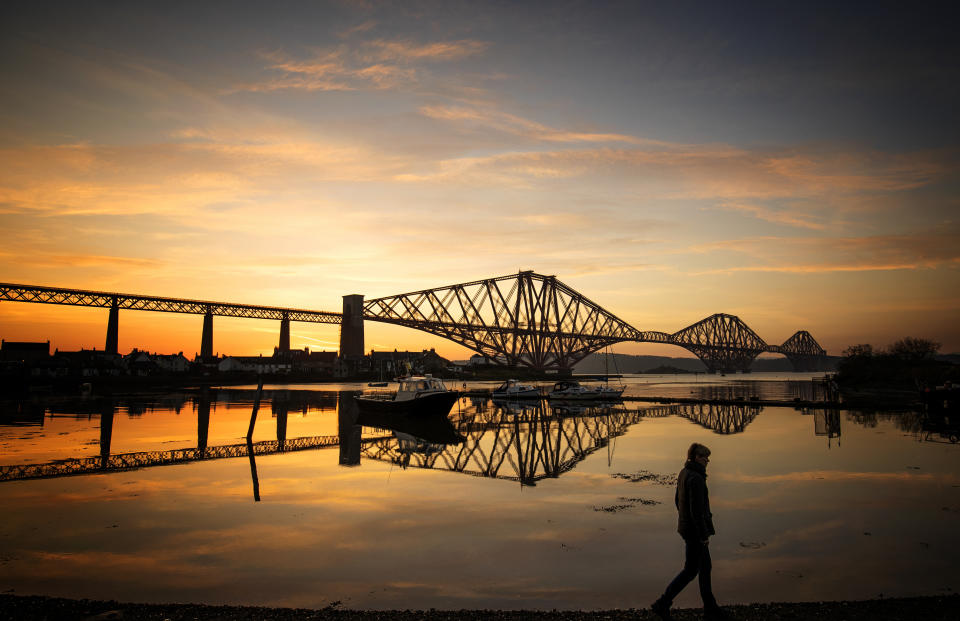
left=99, top=402, right=115, bottom=470
left=246, top=377, right=264, bottom=501
left=197, top=389, right=210, bottom=457
left=246, top=377, right=264, bottom=441
left=247, top=439, right=261, bottom=502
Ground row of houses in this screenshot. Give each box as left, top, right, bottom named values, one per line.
left=0, top=340, right=339, bottom=378
left=1, top=340, right=457, bottom=378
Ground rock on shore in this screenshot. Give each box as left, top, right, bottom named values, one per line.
left=1, top=594, right=958, bottom=621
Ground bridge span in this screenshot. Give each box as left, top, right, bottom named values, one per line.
left=1, top=271, right=827, bottom=372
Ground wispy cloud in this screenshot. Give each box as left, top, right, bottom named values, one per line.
left=338, top=20, right=377, bottom=39
left=19, top=253, right=164, bottom=269
left=419, top=104, right=658, bottom=145
left=720, top=202, right=826, bottom=230
left=234, top=38, right=489, bottom=93
left=687, top=229, right=960, bottom=274
left=394, top=141, right=954, bottom=203
left=696, top=261, right=959, bottom=274
left=364, top=39, right=489, bottom=62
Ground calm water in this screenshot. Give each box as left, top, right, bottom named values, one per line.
left=1, top=374, right=958, bottom=610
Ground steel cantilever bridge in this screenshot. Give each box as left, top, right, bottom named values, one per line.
left=0, top=270, right=826, bottom=372
left=362, top=270, right=826, bottom=373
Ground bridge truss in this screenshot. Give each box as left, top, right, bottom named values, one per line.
left=363, top=271, right=827, bottom=372
left=1, top=273, right=828, bottom=372
left=365, top=271, right=650, bottom=370
left=769, top=330, right=829, bottom=371
left=0, top=434, right=342, bottom=482
left=671, top=313, right=769, bottom=374
left=0, top=283, right=341, bottom=324
left=0, top=398, right=762, bottom=485
left=359, top=400, right=763, bottom=485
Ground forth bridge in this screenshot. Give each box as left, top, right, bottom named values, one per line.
left=0, top=270, right=827, bottom=374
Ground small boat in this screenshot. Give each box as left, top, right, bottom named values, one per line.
left=923, top=382, right=959, bottom=413
left=595, top=385, right=626, bottom=399
left=367, top=381, right=389, bottom=387
left=547, top=380, right=624, bottom=401
left=354, top=375, right=459, bottom=416
left=492, top=379, right=540, bottom=399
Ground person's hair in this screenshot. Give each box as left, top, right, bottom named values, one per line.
left=687, top=443, right=711, bottom=461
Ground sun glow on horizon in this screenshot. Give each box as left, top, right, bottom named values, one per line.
left=1, top=2, right=957, bottom=357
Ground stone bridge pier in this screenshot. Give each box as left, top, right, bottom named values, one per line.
left=339, top=294, right=364, bottom=359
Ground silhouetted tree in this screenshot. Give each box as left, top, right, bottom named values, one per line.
left=837, top=336, right=955, bottom=398
left=888, top=337, right=940, bottom=361
left=842, top=344, right=874, bottom=358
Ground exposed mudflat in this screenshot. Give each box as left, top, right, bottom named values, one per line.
left=2, top=594, right=958, bottom=621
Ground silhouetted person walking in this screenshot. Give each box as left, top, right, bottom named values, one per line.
left=651, top=443, right=726, bottom=620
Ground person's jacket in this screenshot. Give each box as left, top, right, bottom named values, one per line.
left=675, top=459, right=715, bottom=541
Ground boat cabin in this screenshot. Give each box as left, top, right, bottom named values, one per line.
left=396, top=376, right=449, bottom=401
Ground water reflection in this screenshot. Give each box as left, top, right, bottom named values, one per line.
left=3, top=390, right=957, bottom=487
left=917, top=412, right=960, bottom=444
left=896, top=410, right=960, bottom=445
left=0, top=389, right=385, bottom=483
left=625, top=375, right=832, bottom=402
left=1, top=382, right=959, bottom=610
left=343, top=399, right=766, bottom=487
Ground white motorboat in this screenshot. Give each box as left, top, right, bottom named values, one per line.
left=492, top=379, right=540, bottom=399
left=354, top=375, right=459, bottom=416
left=547, top=380, right=624, bottom=401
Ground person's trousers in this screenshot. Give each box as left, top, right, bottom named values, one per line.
left=660, top=537, right=718, bottom=609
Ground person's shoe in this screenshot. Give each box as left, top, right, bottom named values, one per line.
left=651, top=598, right=673, bottom=620
left=704, top=606, right=730, bottom=621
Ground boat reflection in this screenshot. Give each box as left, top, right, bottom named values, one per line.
left=357, top=410, right=465, bottom=470
left=355, top=399, right=643, bottom=487
left=917, top=412, right=959, bottom=444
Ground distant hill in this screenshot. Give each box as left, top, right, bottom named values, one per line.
left=573, top=352, right=840, bottom=374
left=574, top=353, right=705, bottom=374
left=642, top=365, right=694, bottom=374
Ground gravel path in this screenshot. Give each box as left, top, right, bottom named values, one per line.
left=2, top=594, right=958, bottom=621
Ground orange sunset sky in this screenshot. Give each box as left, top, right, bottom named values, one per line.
left=1, top=1, right=958, bottom=360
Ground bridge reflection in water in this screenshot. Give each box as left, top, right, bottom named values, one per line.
left=343, top=399, right=763, bottom=487
left=2, top=390, right=894, bottom=490
left=0, top=391, right=769, bottom=485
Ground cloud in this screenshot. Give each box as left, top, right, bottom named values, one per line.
left=687, top=229, right=960, bottom=274
left=0, top=133, right=410, bottom=219
left=697, top=261, right=959, bottom=274
left=24, top=254, right=164, bottom=269
left=394, top=140, right=954, bottom=204
left=364, top=39, right=489, bottom=62
left=338, top=20, right=377, bottom=39
left=418, top=104, right=656, bottom=145
left=720, top=202, right=826, bottom=230
left=235, top=38, right=489, bottom=93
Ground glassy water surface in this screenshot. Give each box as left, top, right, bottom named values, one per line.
left=1, top=374, right=958, bottom=610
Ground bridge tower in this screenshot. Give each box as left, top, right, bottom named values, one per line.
left=339, top=294, right=365, bottom=359
left=200, top=310, right=214, bottom=360
left=778, top=330, right=828, bottom=371
left=105, top=297, right=119, bottom=354
left=671, top=313, right=767, bottom=373
left=278, top=312, right=290, bottom=354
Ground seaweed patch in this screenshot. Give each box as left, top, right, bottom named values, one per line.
left=610, top=470, right=675, bottom=485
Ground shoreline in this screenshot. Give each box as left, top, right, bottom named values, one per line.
left=6, top=375, right=924, bottom=413
left=1, top=594, right=958, bottom=620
